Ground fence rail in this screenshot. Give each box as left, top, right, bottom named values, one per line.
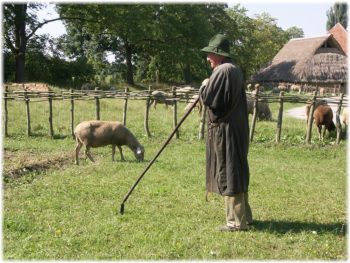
left=2, top=85, right=348, bottom=145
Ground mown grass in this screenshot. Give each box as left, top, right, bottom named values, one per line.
left=2, top=88, right=347, bottom=260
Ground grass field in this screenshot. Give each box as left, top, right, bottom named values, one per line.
left=2, top=87, right=348, bottom=260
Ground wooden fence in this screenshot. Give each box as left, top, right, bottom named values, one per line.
left=2, top=85, right=348, bottom=145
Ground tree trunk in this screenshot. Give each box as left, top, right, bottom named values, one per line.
left=125, top=44, right=134, bottom=86
left=14, top=4, right=27, bottom=83
left=15, top=52, right=26, bottom=83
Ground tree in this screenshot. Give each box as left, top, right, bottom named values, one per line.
left=326, top=3, right=348, bottom=31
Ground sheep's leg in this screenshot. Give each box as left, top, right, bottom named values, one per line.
left=322, top=125, right=326, bottom=141
left=154, top=102, right=157, bottom=110
left=317, top=125, right=322, bottom=140
left=85, top=146, right=95, bottom=163
left=75, top=142, right=83, bottom=165
left=112, top=144, right=116, bottom=162
left=117, top=146, right=125, bottom=161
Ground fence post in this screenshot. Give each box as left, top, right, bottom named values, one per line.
left=144, top=85, right=151, bottom=137
left=123, top=87, right=128, bottom=126
left=172, top=86, right=179, bottom=139
left=336, top=93, right=344, bottom=145
left=276, top=91, right=284, bottom=143
left=199, top=105, right=207, bottom=140
left=249, top=84, right=259, bottom=142
left=25, top=90, right=31, bottom=136
left=306, top=91, right=317, bottom=145
left=48, top=92, right=54, bottom=137
left=70, top=89, right=75, bottom=139
left=95, top=88, right=100, bottom=121
left=4, top=86, right=8, bottom=137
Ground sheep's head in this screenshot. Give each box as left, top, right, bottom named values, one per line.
left=134, top=146, right=145, bottom=162
left=328, top=121, right=336, bottom=132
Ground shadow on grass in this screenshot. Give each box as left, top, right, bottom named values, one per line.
left=249, top=220, right=346, bottom=236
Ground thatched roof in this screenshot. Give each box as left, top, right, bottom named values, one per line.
left=250, top=34, right=348, bottom=83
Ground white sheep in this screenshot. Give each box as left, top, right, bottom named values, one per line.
left=82, top=85, right=89, bottom=90
left=149, top=90, right=174, bottom=110
left=290, top=85, right=301, bottom=93
left=247, top=99, right=272, bottom=121
left=342, top=107, right=348, bottom=133
left=319, top=88, right=325, bottom=96
left=278, top=85, right=288, bottom=92
left=74, top=121, right=145, bottom=165
left=110, top=87, right=116, bottom=91
left=247, top=84, right=252, bottom=92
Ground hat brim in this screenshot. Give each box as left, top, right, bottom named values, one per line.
left=201, top=46, right=234, bottom=58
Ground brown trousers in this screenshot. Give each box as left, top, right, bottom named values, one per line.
left=224, top=192, right=252, bottom=230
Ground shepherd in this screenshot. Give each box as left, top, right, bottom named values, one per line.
left=199, top=34, right=253, bottom=231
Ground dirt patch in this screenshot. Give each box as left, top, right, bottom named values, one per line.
left=2, top=148, right=74, bottom=184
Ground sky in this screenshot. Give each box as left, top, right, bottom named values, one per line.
left=35, top=1, right=338, bottom=39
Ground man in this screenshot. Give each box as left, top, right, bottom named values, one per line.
left=199, top=34, right=253, bottom=232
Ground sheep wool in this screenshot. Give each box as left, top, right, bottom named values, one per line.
left=74, top=121, right=145, bottom=165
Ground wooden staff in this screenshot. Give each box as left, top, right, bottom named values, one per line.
left=119, top=97, right=200, bottom=214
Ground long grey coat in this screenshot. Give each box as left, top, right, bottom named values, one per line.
left=199, top=60, right=250, bottom=196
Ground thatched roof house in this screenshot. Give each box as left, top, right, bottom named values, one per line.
left=250, top=34, right=348, bottom=92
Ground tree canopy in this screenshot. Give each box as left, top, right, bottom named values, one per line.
left=326, top=3, right=348, bottom=31
left=3, top=3, right=304, bottom=88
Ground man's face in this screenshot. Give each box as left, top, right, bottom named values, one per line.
left=207, top=53, right=224, bottom=68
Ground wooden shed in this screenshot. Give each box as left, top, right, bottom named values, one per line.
left=250, top=34, right=348, bottom=93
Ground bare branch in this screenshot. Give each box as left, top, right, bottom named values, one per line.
left=26, top=17, right=102, bottom=41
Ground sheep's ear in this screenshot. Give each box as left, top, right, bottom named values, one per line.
left=136, top=147, right=142, bottom=154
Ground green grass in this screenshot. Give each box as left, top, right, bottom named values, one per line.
left=2, top=88, right=347, bottom=260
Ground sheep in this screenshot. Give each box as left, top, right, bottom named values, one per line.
left=270, top=87, right=281, bottom=95
left=247, top=84, right=252, bottom=92
left=290, top=85, right=301, bottom=93
left=74, top=121, right=145, bottom=165
left=305, top=99, right=328, bottom=125
left=313, top=105, right=336, bottom=141
left=247, top=99, right=272, bottom=121
left=176, top=86, right=196, bottom=101
left=82, top=85, right=89, bottom=90
left=110, top=87, right=116, bottom=91
left=342, top=107, right=348, bottom=133
left=278, top=85, right=288, bottom=92
left=319, top=88, right=325, bottom=96
left=149, top=90, right=174, bottom=110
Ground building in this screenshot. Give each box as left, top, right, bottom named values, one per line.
left=250, top=34, right=348, bottom=93
left=327, top=22, right=348, bottom=56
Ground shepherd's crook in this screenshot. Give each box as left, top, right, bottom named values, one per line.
left=119, top=96, right=200, bottom=214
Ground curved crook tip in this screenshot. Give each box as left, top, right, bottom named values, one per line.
left=119, top=203, right=125, bottom=215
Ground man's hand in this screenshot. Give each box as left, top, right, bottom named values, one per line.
left=202, top=78, right=209, bottom=86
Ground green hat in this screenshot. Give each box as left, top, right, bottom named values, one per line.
left=201, top=34, right=234, bottom=58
